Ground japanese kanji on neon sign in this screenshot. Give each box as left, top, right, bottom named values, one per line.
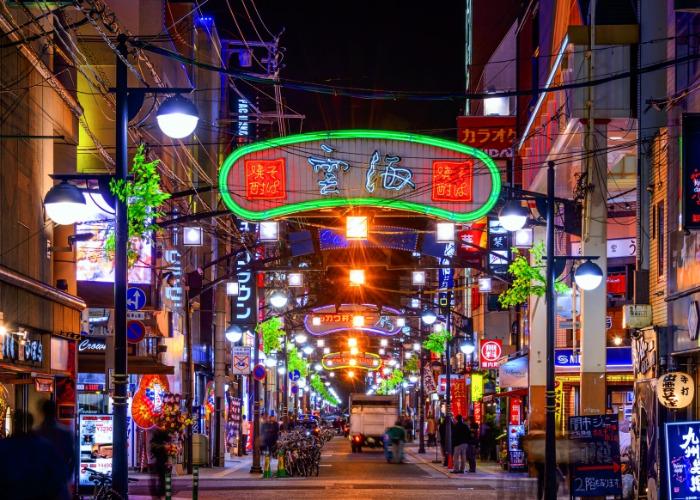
left=219, top=129, right=501, bottom=222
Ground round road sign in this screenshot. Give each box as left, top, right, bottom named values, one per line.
left=253, top=364, right=266, bottom=381
left=127, top=320, right=146, bottom=344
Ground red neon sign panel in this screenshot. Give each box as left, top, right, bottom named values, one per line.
left=245, top=158, right=287, bottom=200
left=431, top=160, right=473, bottom=202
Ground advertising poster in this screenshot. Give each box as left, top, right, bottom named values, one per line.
left=568, top=415, right=622, bottom=497
left=508, top=424, right=526, bottom=470
left=78, top=414, right=113, bottom=488
left=665, top=421, right=700, bottom=499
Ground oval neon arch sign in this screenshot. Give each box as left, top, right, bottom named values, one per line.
left=218, top=129, right=501, bottom=222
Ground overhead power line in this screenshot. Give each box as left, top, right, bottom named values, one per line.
left=130, top=37, right=700, bottom=102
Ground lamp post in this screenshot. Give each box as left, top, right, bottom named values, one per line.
left=499, top=161, right=603, bottom=500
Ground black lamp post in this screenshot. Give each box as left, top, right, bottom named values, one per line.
left=499, top=161, right=603, bottom=500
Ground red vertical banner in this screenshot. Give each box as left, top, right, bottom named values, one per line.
left=509, top=398, right=522, bottom=425
left=451, top=375, right=468, bottom=419
left=473, top=402, right=482, bottom=424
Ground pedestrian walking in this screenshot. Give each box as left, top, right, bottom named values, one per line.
left=149, top=429, right=170, bottom=498
left=466, top=417, right=479, bottom=472
left=261, top=415, right=279, bottom=455
left=385, top=419, right=407, bottom=463
left=0, top=409, right=64, bottom=499
left=450, top=415, right=469, bottom=473
left=36, top=400, right=74, bottom=500
left=240, top=418, right=249, bottom=455
left=427, top=414, right=437, bottom=447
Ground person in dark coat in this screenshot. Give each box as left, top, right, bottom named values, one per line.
left=261, top=415, right=279, bottom=454
left=438, top=416, right=449, bottom=466
left=451, top=415, right=469, bottom=473
left=466, top=417, right=479, bottom=472
left=149, top=429, right=171, bottom=498
left=37, top=400, right=74, bottom=500
left=0, top=409, right=64, bottom=500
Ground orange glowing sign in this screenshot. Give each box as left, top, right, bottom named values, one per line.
left=244, top=158, right=286, bottom=200
left=431, top=160, right=473, bottom=202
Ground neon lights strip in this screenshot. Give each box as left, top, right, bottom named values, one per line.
left=303, top=303, right=402, bottom=336
left=218, top=129, right=501, bottom=222
left=517, top=35, right=569, bottom=152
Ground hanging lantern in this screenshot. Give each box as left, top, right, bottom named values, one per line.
left=657, top=371, right=695, bottom=409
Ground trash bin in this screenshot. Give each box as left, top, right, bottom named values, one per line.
left=192, top=433, right=209, bottom=466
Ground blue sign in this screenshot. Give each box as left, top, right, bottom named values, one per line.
left=568, top=414, right=622, bottom=497
left=253, top=364, right=266, bottom=381
left=126, top=287, right=146, bottom=311
left=318, top=227, right=418, bottom=252
left=126, top=320, right=145, bottom=344
left=554, top=347, right=632, bottom=369
left=290, top=384, right=299, bottom=395
left=289, top=369, right=301, bottom=382
left=666, top=421, right=700, bottom=499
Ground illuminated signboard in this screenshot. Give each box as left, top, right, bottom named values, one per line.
left=457, top=116, right=517, bottom=158
left=304, top=304, right=402, bottom=336
left=219, top=130, right=501, bottom=222
left=322, top=351, right=382, bottom=371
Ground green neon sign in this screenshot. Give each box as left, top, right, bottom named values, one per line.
left=218, top=129, right=501, bottom=222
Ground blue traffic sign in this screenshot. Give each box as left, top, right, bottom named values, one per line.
left=290, top=384, right=299, bottom=395
left=289, top=369, right=301, bottom=382
left=127, top=320, right=146, bottom=344
left=253, top=364, right=267, bottom=381
left=126, top=287, right=146, bottom=311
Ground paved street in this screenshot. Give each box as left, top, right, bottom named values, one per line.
left=130, top=437, right=538, bottom=499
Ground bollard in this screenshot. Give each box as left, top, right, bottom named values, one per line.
left=263, top=451, right=272, bottom=478
left=165, top=470, right=172, bottom=500
left=276, top=450, right=287, bottom=478
left=193, top=465, right=199, bottom=500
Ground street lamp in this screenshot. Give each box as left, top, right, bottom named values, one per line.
left=498, top=199, right=529, bottom=231
left=499, top=161, right=603, bottom=500
left=226, top=281, right=239, bottom=296
left=43, top=181, right=87, bottom=225
left=302, top=346, right=314, bottom=355
left=459, top=338, right=475, bottom=355
left=421, top=309, right=437, bottom=325
left=225, top=325, right=244, bottom=343
left=574, top=260, right=604, bottom=291
left=294, top=333, right=308, bottom=344
left=269, top=290, right=288, bottom=309
left=155, top=94, right=199, bottom=138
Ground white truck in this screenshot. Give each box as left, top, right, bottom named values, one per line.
left=348, top=394, right=398, bottom=452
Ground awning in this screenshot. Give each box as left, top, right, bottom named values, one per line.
left=482, top=388, right=528, bottom=402
left=79, top=355, right=174, bottom=375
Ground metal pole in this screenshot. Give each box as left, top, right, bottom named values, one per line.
left=283, top=330, right=288, bottom=420
left=250, top=326, right=262, bottom=473
left=184, top=287, right=194, bottom=474
left=112, top=34, right=129, bottom=499
left=418, top=348, right=426, bottom=454
left=444, top=291, right=452, bottom=466
left=544, top=161, right=557, bottom=499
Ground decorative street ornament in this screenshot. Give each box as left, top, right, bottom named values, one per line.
left=218, top=130, right=501, bottom=222
left=131, top=374, right=170, bottom=429
left=304, top=304, right=402, bottom=336
left=322, top=351, right=382, bottom=371
left=657, top=371, right=695, bottom=409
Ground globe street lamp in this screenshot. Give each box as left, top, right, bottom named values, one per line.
left=459, top=338, right=476, bottom=355
left=498, top=199, right=529, bottom=231
left=43, top=181, right=87, bottom=225
left=421, top=309, right=437, bottom=325
left=156, top=94, right=200, bottom=138
left=225, top=325, right=245, bottom=343
left=269, top=290, right=289, bottom=309
left=574, top=260, right=604, bottom=291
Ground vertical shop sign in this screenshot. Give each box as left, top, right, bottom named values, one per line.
left=233, top=222, right=258, bottom=329
left=682, top=114, right=700, bottom=230
left=488, top=220, right=510, bottom=276
left=555, top=379, right=564, bottom=432
left=480, top=339, right=503, bottom=368
left=509, top=398, right=522, bottom=425
left=473, top=401, right=482, bottom=424
left=451, top=375, right=468, bottom=418
left=666, top=420, right=700, bottom=499
left=78, top=414, right=114, bottom=488
left=471, top=373, right=484, bottom=402
left=568, top=415, right=622, bottom=497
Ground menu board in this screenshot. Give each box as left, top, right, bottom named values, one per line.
left=507, top=424, right=526, bottom=470
left=666, top=420, right=700, bottom=499
left=568, top=415, right=622, bottom=497
left=78, top=414, right=113, bottom=487
left=226, top=395, right=242, bottom=455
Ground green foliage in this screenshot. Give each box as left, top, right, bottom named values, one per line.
left=403, top=356, right=419, bottom=374
left=286, top=344, right=308, bottom=378
left=257, top=317, right=283, bottom=355
left=105, top=144, right=170, bottom=266
left=376, top=369, right=404, bottom=395
left=310, top=374, right=339, bottom=406
left=422, top=330, right=452, bottom=355
left=498, top=242, right=571, bottom=308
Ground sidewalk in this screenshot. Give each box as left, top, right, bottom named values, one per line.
left=130, top=452, right=259, bottom=481
left=403, top=442, right=534, bottom=481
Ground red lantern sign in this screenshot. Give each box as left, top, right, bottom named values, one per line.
left=480, top=339, right=503, bottom=369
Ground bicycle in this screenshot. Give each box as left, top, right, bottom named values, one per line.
left=83, top=468, right=138, bottom=500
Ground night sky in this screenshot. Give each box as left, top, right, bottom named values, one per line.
left=206, top=0, right=466, bottom=137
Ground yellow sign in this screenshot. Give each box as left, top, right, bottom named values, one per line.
left=471, top=373, right=484, bottom=402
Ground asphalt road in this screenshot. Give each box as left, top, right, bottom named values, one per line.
left=129, top=436, right=539, bottom=499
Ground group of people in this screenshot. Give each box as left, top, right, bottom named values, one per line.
left=428, top=414, right=479, bottom=474
left=0, top=401, right=74, bottom=500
